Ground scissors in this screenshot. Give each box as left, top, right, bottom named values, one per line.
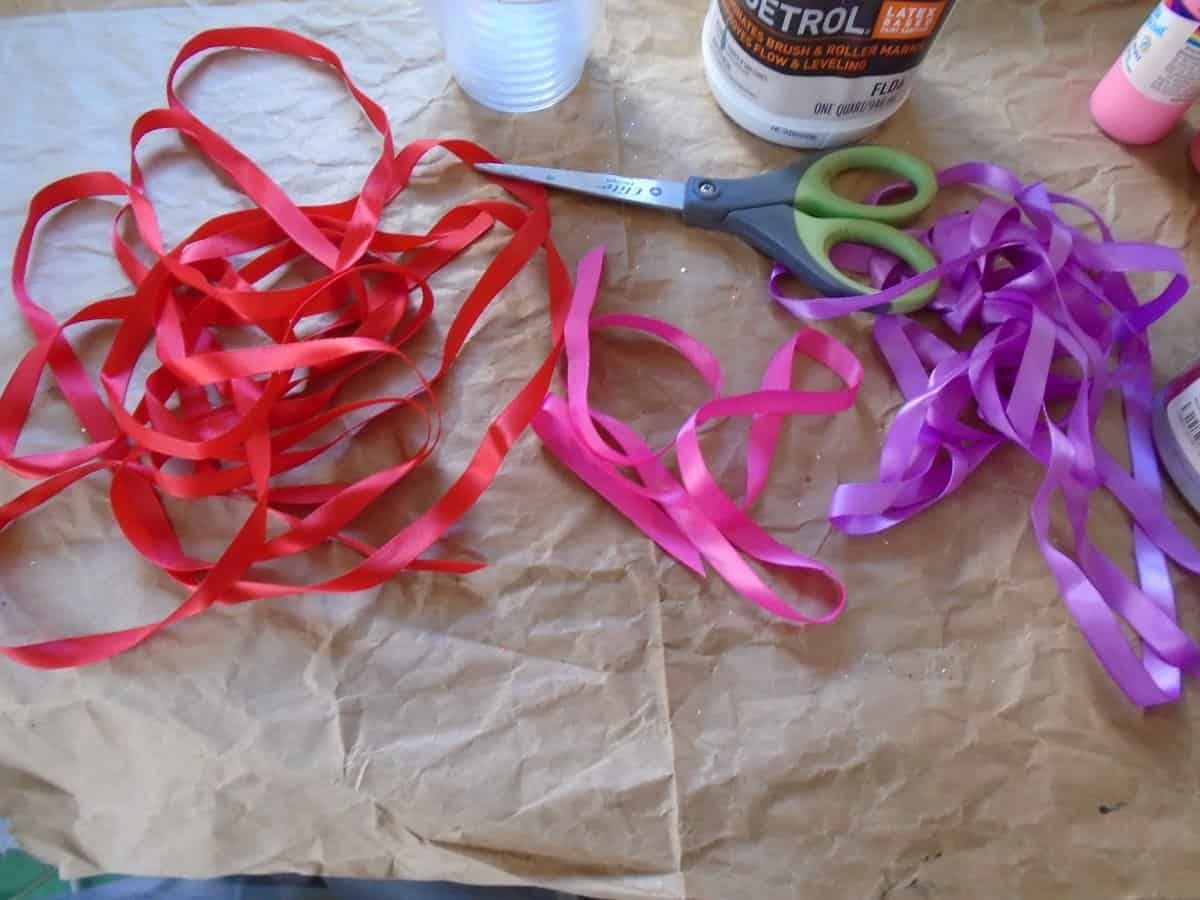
left=476, top=145, right=939, bottom=314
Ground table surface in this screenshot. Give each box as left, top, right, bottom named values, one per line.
left=9, top=0, right=232, bottom=10
left=2, top=1, right=1199, bottom=899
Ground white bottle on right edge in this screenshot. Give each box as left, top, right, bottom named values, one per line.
left=701, top=0, right=958, bottom=148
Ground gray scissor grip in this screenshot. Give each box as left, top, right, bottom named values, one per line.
left=718, top=205, right=847, bottom=298
left=680, top=164, right=810, bottom=229
left=679, top=164, right=847, bottom=293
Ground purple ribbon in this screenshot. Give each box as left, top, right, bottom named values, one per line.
left=770, top=161, right=1195, bottom=707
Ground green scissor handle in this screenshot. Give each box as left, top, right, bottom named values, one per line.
left=794, top=145, right=937, bottom=225
left=681, top=145, right=940, bottom=314
left=791, top=215, right=938, bottom=314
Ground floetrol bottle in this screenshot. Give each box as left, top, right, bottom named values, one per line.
left=1091, top=0, right=1200, bottom=145
left=701, top=0, right=958, bottom=148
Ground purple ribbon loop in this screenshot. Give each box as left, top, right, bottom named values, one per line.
left=771, top=160, right=1195, bottom=707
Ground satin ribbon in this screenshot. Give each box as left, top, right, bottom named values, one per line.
left=771, top=161, right=1199, bottom=706
left=0, top=28, right=573, bottom=668
left=533, top=247, right=864, bottom=624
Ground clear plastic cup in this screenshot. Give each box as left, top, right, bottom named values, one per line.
left=424, top=0, right=602, bottom=113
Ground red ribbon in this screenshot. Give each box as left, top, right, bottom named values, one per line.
left=0, top=27, right=571, bottom=668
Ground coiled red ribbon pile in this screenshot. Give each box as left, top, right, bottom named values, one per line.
left=0, top=28, right=572, bottom=668
left=6, top=26, right=1197, bottom=707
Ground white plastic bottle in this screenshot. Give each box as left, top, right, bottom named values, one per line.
left=702, top=0, right=957, bottom=148
left=424, top=0, right=603, bottom=113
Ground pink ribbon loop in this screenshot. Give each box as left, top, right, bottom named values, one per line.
left=534, top=247, right=864, bottom=625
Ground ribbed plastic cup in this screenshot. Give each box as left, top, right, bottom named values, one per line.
left=424, top=0, right=602, bottom=114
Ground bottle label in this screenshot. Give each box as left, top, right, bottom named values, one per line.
left=708, top=0, right=956, bottom=123
left=1123, top=2, right=1200, bottom=105
left=1166, top=376, right=1200, bottom=476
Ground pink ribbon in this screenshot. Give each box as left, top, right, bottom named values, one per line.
left=771, top=161, right=1197, bottom=707
left=533, top=247, right=863, bottom=625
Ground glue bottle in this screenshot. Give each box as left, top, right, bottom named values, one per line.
left=1091, top=0, right=1200, bottom=144
left=1154, top=361, right=1200, bottom=515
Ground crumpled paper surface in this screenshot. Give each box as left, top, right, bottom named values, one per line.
left=2, top=1, right=1200, bottom=897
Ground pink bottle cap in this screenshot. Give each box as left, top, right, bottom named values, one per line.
left=1090, top=60, right=1185, bottom=145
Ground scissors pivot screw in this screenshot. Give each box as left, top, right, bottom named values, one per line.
left=697, top=181, right=718, bottom=197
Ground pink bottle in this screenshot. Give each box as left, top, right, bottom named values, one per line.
left=1091, top=0, right=1200, bottom=145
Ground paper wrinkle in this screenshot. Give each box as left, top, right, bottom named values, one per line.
left=2, top=1, right=1200, bottom=898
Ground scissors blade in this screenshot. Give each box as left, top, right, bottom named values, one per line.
left=475, top=163, right=686, bottom=213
